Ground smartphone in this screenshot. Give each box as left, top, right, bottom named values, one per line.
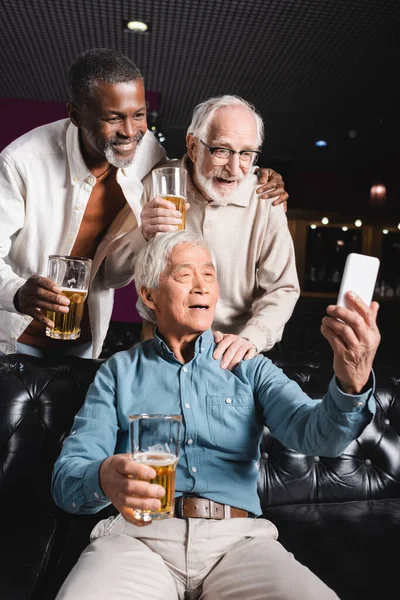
left=337, top=253, right=380, bottom=309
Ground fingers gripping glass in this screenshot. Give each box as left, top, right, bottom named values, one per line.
left=199, top=139, right=261, bottom=167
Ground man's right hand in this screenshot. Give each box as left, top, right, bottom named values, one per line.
left=321, top=292, right=380, bottom=395
left=14, top=275, right=70, bottom=327
left=140, top=197, right=190, bottom=240
left=99, top=454, right=165, bottom=527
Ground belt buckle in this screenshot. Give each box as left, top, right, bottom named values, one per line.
left=175, top=496, right=186, bottom=518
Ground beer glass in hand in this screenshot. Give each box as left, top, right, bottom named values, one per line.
left=45, top=255, right=92, bottom=340
left=152, top=167, right=187, bottom=230
left=129, top=414, right=182, bottom=521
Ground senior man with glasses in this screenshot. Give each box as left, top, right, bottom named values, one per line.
left=52, top=231, right=380, bottom=600
left=127, top=95, right=300, bottom=370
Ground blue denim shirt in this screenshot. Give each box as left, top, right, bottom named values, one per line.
left=52, top=329, right=375, bottom=516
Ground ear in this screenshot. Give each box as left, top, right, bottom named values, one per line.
left=186, top=133, right=197, bottom=162
left=140, top=286, right=157, bottom=310
left=67, top=102, right=81, bottom=127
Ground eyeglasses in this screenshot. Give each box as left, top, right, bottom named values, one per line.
left=199, top=139, right=261, bottom=167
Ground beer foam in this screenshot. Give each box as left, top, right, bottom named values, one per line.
left=61, top=287, right=86, bottom=293
left=133, top=451, right=177, bottom=466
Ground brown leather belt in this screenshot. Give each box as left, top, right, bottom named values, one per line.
left=175, top=496, right=248, bottom=519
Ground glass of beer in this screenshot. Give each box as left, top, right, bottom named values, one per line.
left=152, top=167, right=187, bottom=230
left=129, top=414, right=182, bottom=521
left=45, top=255, right=92, bottom=340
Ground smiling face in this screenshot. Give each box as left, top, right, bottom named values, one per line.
left=187, top=105, right=258, bottom=203
left=141, top=242, right=219, bottom=343
left=68, top=79, right=147, bottom=169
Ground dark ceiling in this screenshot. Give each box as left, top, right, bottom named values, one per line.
left=1, top=0, right=400, bottom=217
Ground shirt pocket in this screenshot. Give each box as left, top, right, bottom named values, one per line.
left=206, top=395, right=258, bottom=448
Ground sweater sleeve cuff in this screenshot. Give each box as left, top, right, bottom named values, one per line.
left=239, top=324, right=271, bottom=354
left=129, top=226, right=148, bottom=254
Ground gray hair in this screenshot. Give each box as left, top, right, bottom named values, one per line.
left=134, top=231, right=216, bottom=324
left=187, top=95, right=264, bottom=148
left=68, top=48, right=143, bottom=106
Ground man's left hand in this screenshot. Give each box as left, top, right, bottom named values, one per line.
left=321, top=292, right=381, bottom=394
left=255, top=167, right=288, bottom=211
left=213, top=332, right=258, bottom=371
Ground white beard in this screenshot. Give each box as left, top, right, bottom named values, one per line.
left=104, top=135, right=143, bottom=168
left=194, top=158, right=249, bottom=205
left=104, top=145, right=134, bottom=168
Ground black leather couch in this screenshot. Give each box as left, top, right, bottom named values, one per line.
left=1, top=350, right=399, bottom=600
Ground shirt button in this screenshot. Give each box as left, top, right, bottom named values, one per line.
left=94, top=492, right=99, bottom=499
left=86, top=175, right=96, bottom=185
left=365, top=459, right=372, bottom=467
left=183, top=367, right=188, bottom=373
left=313, top=456, right=320, bottom=463
left=75, top=204, right=82, bottom=211
left=187, top=439, right=193, bottom=445
left=185, top=403, right=190, bottom=409
left=225, top=397, right=232, bottom=404
left=204, top=220, right=211, bottom=229
left=10, top=334, right=16, bottom=340
left=67, top=236, right=73, bottom=244
left=72, top=176, right=79, bottom=183
left=191, top=466, right=197, bottom=473
left=384, top=418, right=390, bottom=426
left=72, top=502, right=76, bottom=508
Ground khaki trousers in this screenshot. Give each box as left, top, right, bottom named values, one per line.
left=55, top=514, right=339, bottom=600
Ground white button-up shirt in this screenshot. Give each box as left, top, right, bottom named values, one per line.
left=0, top=118, right=165, bottom=356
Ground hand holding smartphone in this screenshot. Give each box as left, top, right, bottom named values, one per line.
left=337, top=253, right=380, bottom=309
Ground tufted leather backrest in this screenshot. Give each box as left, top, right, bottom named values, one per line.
left=0, top=354, right=399, bottom=515
left=257, top=359, right=400, bottom=509
left=0, top=355, right=103, bottom=513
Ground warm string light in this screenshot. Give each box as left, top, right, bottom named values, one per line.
left=309, top=221, right=395, bottom=231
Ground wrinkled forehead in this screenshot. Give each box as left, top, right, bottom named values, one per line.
left=206, top=105, right=258, bottom=146
left=164, top=243, right=215, bottom=273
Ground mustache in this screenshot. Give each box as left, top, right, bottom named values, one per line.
left=106, top=131, right=144, bottom=146
left=211, top=167, right=244, bottom=182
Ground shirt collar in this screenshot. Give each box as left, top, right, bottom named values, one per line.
left=182, top=153, right=257, bottom=208
left=153, top=327, right=214, bottom=361
left=66, top=121, right=92, bottom=185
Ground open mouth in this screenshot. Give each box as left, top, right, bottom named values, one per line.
left=214, top=177, right=238, bottom=186
left=112, top=140, right=136, bottom=153
left=189, top=304, right=210, bottom=310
